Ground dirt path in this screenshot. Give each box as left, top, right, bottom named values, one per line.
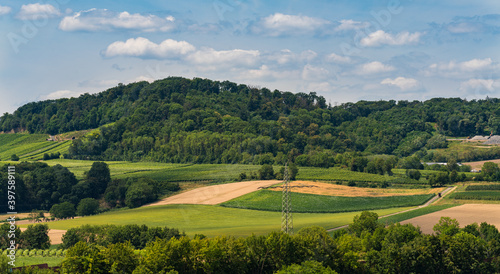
left=401, top=204, right=500, bottom=234
left=144, top=180, right=282, bottom=207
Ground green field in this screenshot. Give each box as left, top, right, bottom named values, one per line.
left=221, top=190, right=434, bottom=213
left=20, top=204, right=414, bottom=237
left=0, top=133, right=71, bottom=161
left=378, top=204, right=460, bottom=225
left=448, top=191, right=500, bottom=201
left=466, top=184, right=500, bottom=191
left=296, top=166, right=390, bottom=182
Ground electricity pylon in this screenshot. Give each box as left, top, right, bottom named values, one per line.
left=281, top=163, right=293, bottom=234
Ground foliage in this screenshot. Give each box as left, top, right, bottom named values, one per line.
left=49, top=202, right=76, bottom=219
left=348, top=211, right=383, bottom=237
left=10, top=154, right=19, bottom=161
left=221, top=190, right=434, bottom=213
left=76, top=198, right=99, bottom=216
left=276, top=260, right=338, bottom=274
left=258, top=164, right=275, bottom=180
left=0, top=223, right=21, bottom=250
left=0, top=162, right=77, bottom=212
left=61, top=224, right=184, bottom=249
left=433, top=217, right=460, bottom=237
left=19, top=224, right=50, bottom=249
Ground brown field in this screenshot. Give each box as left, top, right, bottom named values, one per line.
left=401, top=204, right=500, bottom=234
left=268, top=181, right=444, bottom=197
left=462, top=159, right=500, bottom=169
left=145, top=180, right=282, bottom=206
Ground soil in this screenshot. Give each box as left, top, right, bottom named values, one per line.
left=400, top=204, right=500, bottom=234
left=267, top=181, right=444, bottom=197
left=144, top=180, right=282, bottom=206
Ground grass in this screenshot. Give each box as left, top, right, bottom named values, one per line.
left=466, top=184, right=500, bottom=191
left=379, top=204, right=460, bottom=225
left=13, top=256, right=63, bottom=268
left=448, top=191, right=500, bottom=201
left=20, top=204, right=414, bottom=238
left=221, top=190, right=435, bottom=213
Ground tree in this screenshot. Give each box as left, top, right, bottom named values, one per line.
left=20, top=224, right=51, bottom=249
left=348, top=211, right=383, bottom=237
left=259, top=164, right=275, bottom=180
left=87, top=162, right=111, bottom=198
left=61, top=242, right=110, bottom=274
left=50, top=202, right=76, bottom=219
left=0, top=223, right=21, bottom=249
left=433, top=217, right=460, bottom=237
left=125, top=180, right=157, bottom=208
left=10, top=154, right=19, bottom=161
left=406, top=169, right=421, bottom=181
left=76, top=198, right=100, bottom=216
left=103, top=242, right=139, bottom=274
left=276, top=260, right=338, bottom=274
left=482, top=162, right=500, bottom=180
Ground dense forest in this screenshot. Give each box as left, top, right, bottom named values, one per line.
left=2, top=77, right=500, bottom=165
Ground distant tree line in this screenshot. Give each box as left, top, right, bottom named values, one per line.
left=4, top=78, right=500, bottom=165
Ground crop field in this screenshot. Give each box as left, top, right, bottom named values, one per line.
left=221, top=190, right=434, bottom=213
left=14, top=256, right=63, bottom=268
left=20, top=204, right=413, bottom=237
left=378, top=204, right=459, bottom=225
left=296, top=167, right=390, bottom=182
left=448, top=191, right=500, bottom=201
left=267, top=181, right=444, bottom=197
left=466, top=184, right=500, bottom=191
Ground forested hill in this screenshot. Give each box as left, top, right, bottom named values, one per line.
left=1, top=77, right=500, bottom=165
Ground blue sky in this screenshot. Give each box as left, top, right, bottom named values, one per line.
left=1, top=0, right=499, bottom=114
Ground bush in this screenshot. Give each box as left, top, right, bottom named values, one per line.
left=259, top=164, right=275, bottom=180
left=76, top=198, right=100, bottom=216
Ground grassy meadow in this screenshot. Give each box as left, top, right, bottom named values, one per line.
left=19, top=204, right=414, bottom=237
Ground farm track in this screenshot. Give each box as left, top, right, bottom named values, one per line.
left=326, top=186, right=456, bottom=232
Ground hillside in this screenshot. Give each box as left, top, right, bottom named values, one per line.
left=2, top=77, right=500, bottom=165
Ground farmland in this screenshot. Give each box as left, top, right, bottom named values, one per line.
left=221, top=190, right=434, bottom=213
left=19, top=204, right=413, bottom=237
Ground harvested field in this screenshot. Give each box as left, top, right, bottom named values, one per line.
left=145, top=180, right=281, bottom=206
left=268, top=181, right=444, bottom=197
left=462, top=159, right=500, bottom=170
left=401, top=204, right=500, bottom=234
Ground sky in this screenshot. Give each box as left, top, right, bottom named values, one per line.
left=1, top=0, right=500, bottom=114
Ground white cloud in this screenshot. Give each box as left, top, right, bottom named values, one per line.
left=59, top=9, right=176, bottom=32
left=427, top=58, right=495, bottom=76
left=356, top=61, right=395, bottom=75
left=302, top=65, right=330, bottom=81
left=254, top=13, right=330, bottom=36
left=187, top=48, right=260, bottom=67
left=41, top=90, right=82, bottom=100
left=241, top=65, right=299, bottom=81
left=103, top=37, right=195, bottom=59
left=360, top=30, right=423, bottom=47
left=459, top=78, right=500, bottom=92
left=17, top=3, right=61, bottom=20
left=326, top=53, right=352, bottom=64
left=381, top=77, right=420, bottom=91
left=335, top=19, right=369, bottom=31
left=0, top=5, right=12, bottom=15
left=447, top=22, right=482, bottom=33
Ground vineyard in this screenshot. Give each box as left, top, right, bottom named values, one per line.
left=221, top=190, right=435, bottom=213
left=448, top=191, right=500, bottom=201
